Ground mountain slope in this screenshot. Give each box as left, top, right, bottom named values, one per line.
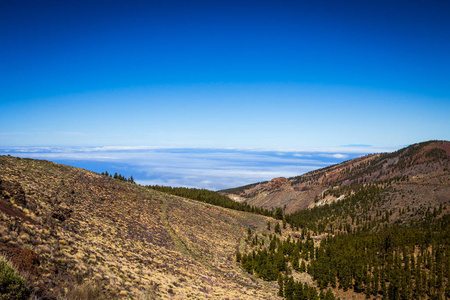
left=222, top=140, right=450, bottom=214
left=0, top=155, right=279, bottom=299
left=228, top=141, right=449, bottom=300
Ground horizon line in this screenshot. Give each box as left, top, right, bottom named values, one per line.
left=0, top=144, right=404, bottom=154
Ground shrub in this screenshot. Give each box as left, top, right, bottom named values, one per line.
left=0, top=255, right=30, bottom=300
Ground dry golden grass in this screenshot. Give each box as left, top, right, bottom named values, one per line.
left=64, top=282, right=104, bottom=300
left=0, top=155, right=280, bottom=299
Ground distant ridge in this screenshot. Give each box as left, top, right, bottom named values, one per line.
left=221, top=140, right=450, bottom=214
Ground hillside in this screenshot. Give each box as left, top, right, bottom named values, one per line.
left=1, top=140, right=449, bottom=300
left=0, top=155, right=279, bottom=299
left=222, top=140, right=450, bottom=215
left=226, top=141, right=450, bottom=300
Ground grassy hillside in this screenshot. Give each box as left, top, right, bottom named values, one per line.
left=0, top=155, right=279, bottom=299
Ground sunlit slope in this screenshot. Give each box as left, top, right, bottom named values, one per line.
left=223, top=140, right=450, bottom=214
left=0, top=155, right=278, bottom=299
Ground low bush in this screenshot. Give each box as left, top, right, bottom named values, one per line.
left=0, top=255, right=30, bottom=300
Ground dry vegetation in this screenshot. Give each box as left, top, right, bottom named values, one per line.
left=1, top=140, right=448, bottom=300
left=0, top=155, right=279, bottom=299
left=224, top=141, right=450, bottom=215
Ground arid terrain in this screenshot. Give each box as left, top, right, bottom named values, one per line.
left=222, top=140, right=450, bottom=216
left=0, top=155, right=282, bottom=299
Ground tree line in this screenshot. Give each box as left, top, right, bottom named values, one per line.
left=101, top=171, right=135, bottom=184
left=146, top=185, right=274, bottom=217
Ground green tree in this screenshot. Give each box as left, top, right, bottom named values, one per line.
left=275, top=207, right=283, bottom=220
left=284, top=276, right=295, bottom=300
left=236, top=251, right=241, bottom=263
left=275, top=223, right=281, bottom=235
left=325, top=288, right=335, bottom=300
left=278, top=273, right=284, bottom=297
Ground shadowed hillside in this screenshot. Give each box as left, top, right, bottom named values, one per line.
left=0, top=155, right=279, bottom=299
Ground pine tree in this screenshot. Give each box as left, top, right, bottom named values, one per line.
left=324, top=288, right=335, bottom=300
left=284, top=276, right=295, bottom=300
left=275, top=207, right=283, bottom=220
left=275, top=223, right=281, bottom=235
left=236, top=251, right=241, bottom=263
left=278, top=273, right=284, bottom=297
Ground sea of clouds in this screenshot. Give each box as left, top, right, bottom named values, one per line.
left=0, top=146, right=380, bottom=190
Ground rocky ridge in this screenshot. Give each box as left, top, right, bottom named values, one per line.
left=222, top=140, right=450, bottom=214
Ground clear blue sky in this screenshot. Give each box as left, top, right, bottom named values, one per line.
left=1, top=0, right=449, bottom=150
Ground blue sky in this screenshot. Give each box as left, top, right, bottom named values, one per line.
left=0, top=1, right=449, bottom=188
left=1, top=0, right=449, bottom=150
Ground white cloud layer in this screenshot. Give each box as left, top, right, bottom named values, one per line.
left=0, top=146, right=374, bottom=190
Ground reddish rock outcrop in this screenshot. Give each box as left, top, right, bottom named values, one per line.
left=267, top=177, right=289, bottom=190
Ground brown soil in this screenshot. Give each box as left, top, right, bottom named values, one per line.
left=0, top=200, right=37, bottom=225
left=0, top=242, right=40, bottom=275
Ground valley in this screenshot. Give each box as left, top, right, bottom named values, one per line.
left=0, top=140, right=449, bottom=299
